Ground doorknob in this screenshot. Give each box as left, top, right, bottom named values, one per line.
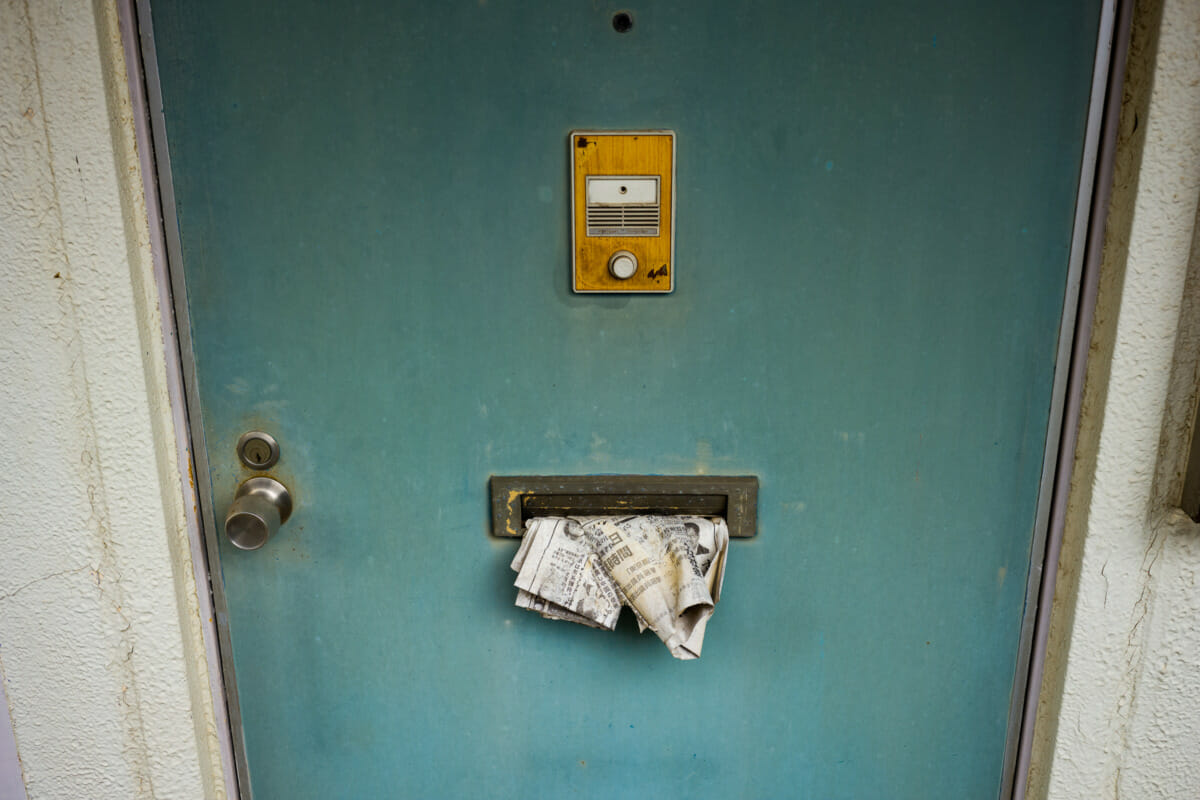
left=225, top=476, right=293, bottom=550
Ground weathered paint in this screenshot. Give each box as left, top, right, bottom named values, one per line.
left=572, top=132, right=675, bottom=292
left=149, top=1, right=1104, bottom=797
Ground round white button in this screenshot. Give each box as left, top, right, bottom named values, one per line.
left=609, top=251, right=638, bottom=280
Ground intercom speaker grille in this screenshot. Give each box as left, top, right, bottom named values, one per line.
left=586, top=204, right=661, bottom=236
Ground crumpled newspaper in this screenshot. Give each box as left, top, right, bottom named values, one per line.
left=511, top=515, right=728, bottom=660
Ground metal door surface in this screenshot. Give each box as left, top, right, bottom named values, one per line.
left=143, top=2, right=1105, bottom=797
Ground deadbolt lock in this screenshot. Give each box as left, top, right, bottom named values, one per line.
left=237, top=430, right=280, bottom=470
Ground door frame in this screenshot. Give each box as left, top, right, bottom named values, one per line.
left=120, top=1, right=1130, bottom=796
left=1006, top=2, right=1134, bottom=795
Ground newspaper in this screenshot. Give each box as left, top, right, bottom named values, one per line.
left=511, top=515, right=728, bottom=660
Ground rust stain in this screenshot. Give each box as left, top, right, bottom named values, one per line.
left=187, top=459, right=198, bottom=513
left=505, top=489, right=525, bottom=536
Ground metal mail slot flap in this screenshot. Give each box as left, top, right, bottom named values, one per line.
left=490, top=475, right=758, bottom=538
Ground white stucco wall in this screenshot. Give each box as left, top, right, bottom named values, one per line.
left=0, top=1, right=225, bottom=798
left=1029, top=0, right=1200, bottom=797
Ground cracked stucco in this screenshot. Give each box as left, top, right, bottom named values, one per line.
left=1029, top=0, right=1200, bottom=797
left=0, top=0, right=224, bottom=797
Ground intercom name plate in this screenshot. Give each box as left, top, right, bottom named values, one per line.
left=571, top=131, right=675, bottom=293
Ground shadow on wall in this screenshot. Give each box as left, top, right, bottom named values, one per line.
left=0, top=679, right=27, bottom=799
left=1152, top=192, right=1200, bottom=513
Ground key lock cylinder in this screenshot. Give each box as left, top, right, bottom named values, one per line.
left=225, top=431, right=293, bottom=550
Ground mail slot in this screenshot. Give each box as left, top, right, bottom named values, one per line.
left=490, top=475, right=758, bottom=538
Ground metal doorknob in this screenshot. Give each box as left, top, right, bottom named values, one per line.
left=225, top=477, right=293, bottom=550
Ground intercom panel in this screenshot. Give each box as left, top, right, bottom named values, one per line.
left=571, top=131, right=675, bottom=293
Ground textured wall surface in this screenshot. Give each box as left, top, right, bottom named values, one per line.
left=0, top=0, right=224, bottom=797
left=1030, top=0, right=1200, bottom=797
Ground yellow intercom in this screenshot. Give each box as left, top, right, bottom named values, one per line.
left=571, top=131, right=675, bottom=293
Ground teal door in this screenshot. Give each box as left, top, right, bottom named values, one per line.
left=145, top=2, right=1105, bottom=797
